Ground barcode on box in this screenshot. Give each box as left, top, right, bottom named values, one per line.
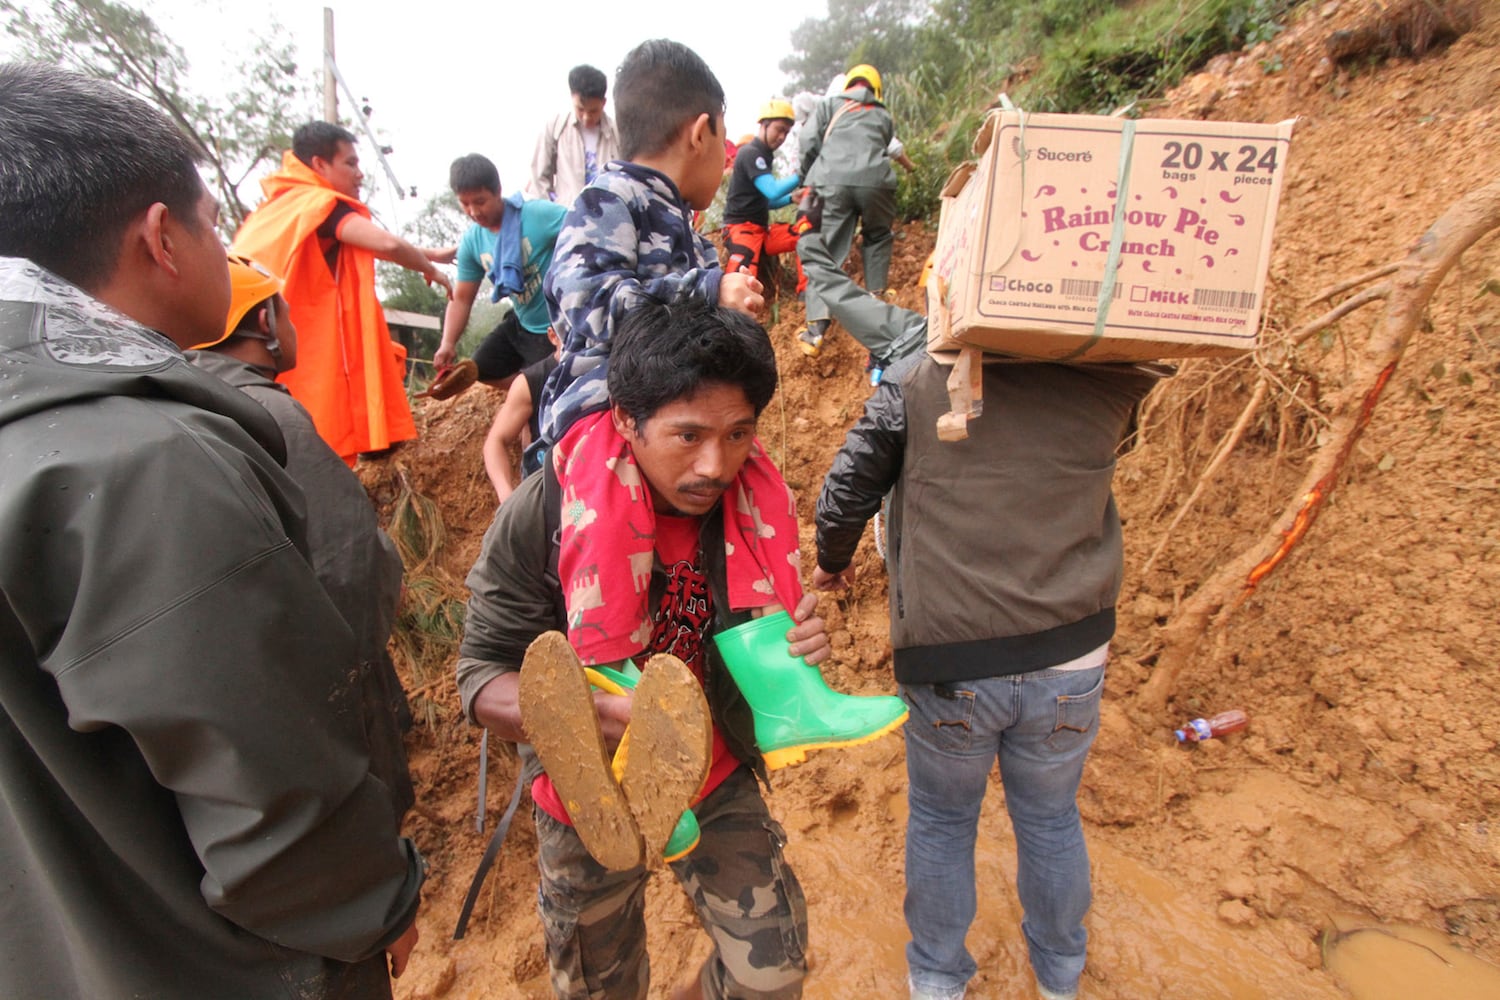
left=1061, top=279, right=1122, bottom=300
left=1193, top=288, right=1258, bottom=311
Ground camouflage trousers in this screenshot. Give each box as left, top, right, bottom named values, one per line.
left=535, top=766, right=809, bottom=999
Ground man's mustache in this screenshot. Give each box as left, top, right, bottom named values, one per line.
left=679, top=479, right=732, bottom=494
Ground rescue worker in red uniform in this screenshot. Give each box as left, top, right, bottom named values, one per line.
left=721, top=100, right=806, bottom=299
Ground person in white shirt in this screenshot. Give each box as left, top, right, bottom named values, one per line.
left=527, top=64, right=622, bottom=207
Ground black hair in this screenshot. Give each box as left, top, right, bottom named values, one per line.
left=449, top=153, right=500, bottom=195
left=568, top=64, right=608, bottom=101
left=608, top=299, right=777, bottom=425
left=0, top=63, right=206, bottom=291
left=292, top=121, right=356, bottom=167
left=613, top=39, right=724, bottom=160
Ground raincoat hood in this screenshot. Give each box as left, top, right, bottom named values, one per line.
left=0, top=257, right=286, bottom=463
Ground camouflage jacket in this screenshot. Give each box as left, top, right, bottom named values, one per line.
left=538, top=161, right=723, bottom=445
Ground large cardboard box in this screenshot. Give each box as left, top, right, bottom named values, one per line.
left=928, top=109, right=1295, bottom=361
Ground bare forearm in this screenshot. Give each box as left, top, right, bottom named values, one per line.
left=483, top=383, right=531, bottom=501
left=382, top=239, right=440, bottom=276
left=483, top=430, right=520, bottom=504
left=442, top=299, right=474, bottom=350
left=340, top=216, right=441, bottom=278
left=472, top=672, right=527, bottom=742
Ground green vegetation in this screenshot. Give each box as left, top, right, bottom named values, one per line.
left=784, top=0, right=1303, bottom=220
left=1, top=0, right=313, bottom=229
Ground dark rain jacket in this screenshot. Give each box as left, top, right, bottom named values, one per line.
left=816, top=353, right=1163, bottom=684
left=0, top=258, right=422, bottom=1000
left=188, top=350, right=415, bottom=820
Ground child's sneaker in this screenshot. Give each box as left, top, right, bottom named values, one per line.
left=790, top=189, right=823, bottom=236
left=797, top=319, right=828, bottom=357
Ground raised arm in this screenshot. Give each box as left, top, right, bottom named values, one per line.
left=337, top=215, right=454, bottom=298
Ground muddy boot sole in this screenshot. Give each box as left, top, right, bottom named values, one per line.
left=619, top=654, right=712, bottom=869
left=518, top=632, right=643, bottom=871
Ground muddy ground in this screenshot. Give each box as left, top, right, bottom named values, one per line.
left=367, top=4, right=1500, bottom=997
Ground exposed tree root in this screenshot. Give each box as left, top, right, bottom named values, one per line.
left=1141, top=378, right=1268, bottom=576
left=1138, top=178, right=1500, bottom=715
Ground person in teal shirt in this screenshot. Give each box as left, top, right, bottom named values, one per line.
left=436, top=154, right=567, bottom=389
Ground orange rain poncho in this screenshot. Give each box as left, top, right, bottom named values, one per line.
left=231, top=152, right=415, bottom=464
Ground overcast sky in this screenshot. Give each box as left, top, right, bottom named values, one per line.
left=3, top=0, right=824, bottom=231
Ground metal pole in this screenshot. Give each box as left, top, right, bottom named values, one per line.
left=322, top=8, right=337, bottom=122
left=324, top=53, right=407, bottom=199
left=476, top=728, right=489, bottom=832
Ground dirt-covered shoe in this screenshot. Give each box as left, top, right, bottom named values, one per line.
left=419, top=358, right=478, bottom=400
left=617, top=653, right=712, bottom=868
left=518, top=632, right=643, bottom=871
left=797, top=320, right=828, bottom=357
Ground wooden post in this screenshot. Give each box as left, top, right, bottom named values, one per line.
left=322, top=8, right=337, bottom=122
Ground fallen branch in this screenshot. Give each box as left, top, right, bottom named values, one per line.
left=1308, top=262, right=1399, bottom=306
left=1290, top=284, right=1391, bottom=347
left=1139, top=178, right=1500, bottom=715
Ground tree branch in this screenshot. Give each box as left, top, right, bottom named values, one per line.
left=1138, top=178, right=1500, bottom=715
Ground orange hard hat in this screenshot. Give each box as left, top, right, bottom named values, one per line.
left=193, top=254, right=282, bottom=350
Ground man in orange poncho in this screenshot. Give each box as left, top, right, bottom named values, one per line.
left=233, top=122, right=454, bottom=464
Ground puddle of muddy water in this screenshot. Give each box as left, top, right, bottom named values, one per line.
left=1323, top=920, right=1500, bottom=1000
left=788, top=774, right=1345, bottom=999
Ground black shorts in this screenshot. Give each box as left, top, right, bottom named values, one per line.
left=471, top=310, right=554, bottom=383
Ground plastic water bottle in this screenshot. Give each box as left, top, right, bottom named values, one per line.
left=1174, top=709, right=1249, bottom=743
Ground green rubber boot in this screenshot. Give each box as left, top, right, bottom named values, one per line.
left=662, top=809, right=700, bottom=862
left=712, top=611, right=908, bottom=769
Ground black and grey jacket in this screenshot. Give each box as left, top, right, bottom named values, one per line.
left=816, top=353, right=1163, bottom=685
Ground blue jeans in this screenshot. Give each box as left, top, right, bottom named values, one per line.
left=902, top=665, right=1104, bottom=999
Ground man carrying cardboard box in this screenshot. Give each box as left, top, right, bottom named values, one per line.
left=812, top=310, right=1166, bottom=1000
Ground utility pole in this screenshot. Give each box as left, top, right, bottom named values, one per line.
left=322, top=8, right=337, bottom=122
left=318, top=6, right=407, bottom=200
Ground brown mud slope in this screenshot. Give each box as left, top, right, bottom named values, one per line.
left=374, top=4, right=1500, bottom=996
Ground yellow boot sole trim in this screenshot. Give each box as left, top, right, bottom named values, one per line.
left=760, top=708, right=910, bottom=770
left=661, top=829, right=701, bottom=864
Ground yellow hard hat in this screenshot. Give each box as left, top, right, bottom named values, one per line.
left=194, top=254, right=282, bottom=350
left=756, top=99, right=795, bottom=123
left=845, top=64, right=882, bottom=101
